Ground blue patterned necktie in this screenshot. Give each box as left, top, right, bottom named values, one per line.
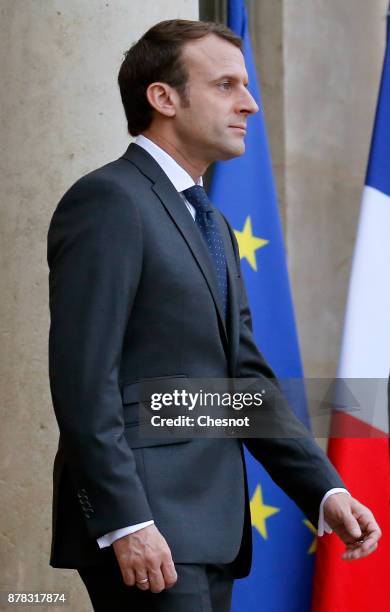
left=182, top=185, right=228, bottom=321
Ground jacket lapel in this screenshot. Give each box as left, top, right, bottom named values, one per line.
left=216, top=213, right=240, bottom=375
left=121, top=143, right=229, bottom=350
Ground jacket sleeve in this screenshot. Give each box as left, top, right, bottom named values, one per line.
left=222, top=214, right=346, bottom=527
left=47, top=174, right=153, bottom=539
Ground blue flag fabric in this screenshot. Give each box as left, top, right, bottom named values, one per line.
left=209, top=1, right=316, bottom=610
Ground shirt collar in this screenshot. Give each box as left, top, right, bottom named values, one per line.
left=134, top=135, right=203, bottom=192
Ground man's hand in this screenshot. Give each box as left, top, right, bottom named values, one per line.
left=112, top=524, right=177, bottom=593
left=323, top=492, right=382, bottom=560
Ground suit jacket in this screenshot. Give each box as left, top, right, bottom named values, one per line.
left=47, top=143, right=345, bottom=576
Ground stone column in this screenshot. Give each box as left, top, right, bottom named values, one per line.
left=248, top=0, right=388, bottom=377
left=284, top=0, right=388, bottom=377
left=247, top=0, right=286, bottom=225
left=0, top=2, right=197, bottom=609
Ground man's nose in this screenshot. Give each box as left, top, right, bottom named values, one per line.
left=246, top=90, right=259, bottom=114
left=239, top=88, right=259, bottom=115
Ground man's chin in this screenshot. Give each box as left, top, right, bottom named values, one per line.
left=218, top=142, right=246, bottom=161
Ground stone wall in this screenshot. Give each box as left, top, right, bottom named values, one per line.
left=0, top=2, right=198, bottom=610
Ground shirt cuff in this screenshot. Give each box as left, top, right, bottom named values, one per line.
left=97, top=520, right=155, bottom=549
left=317, top=488, right=350, bottom=536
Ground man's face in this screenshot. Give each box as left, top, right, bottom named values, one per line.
left=173, top=34, right=259, bottom=164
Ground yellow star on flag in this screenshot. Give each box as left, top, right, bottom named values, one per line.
left=250, top=484, right=280, bottom=539
left=234, top=216, right=269, bottom=271
left=303, top=519, right=317, bottom=554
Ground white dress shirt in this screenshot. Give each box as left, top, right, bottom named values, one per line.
left=97, top=135, right=349, bottom=548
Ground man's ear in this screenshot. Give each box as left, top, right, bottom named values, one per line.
left=146, top=82, right=178, bottom=118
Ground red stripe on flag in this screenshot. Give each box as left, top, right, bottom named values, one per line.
left=329, top=410, right=389, bottom=438
left=312, top=436, right=390, bottom=612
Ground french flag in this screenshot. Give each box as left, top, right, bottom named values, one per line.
left=312, top=5, right=390, bottom=611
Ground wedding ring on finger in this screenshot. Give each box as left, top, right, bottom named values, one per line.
left=136, top=577, right=149, bottom=585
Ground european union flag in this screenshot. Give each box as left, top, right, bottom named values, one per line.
left=209, top=1, right=316, bottom=610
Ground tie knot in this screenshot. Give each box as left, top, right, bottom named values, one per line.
left=182, top=185, right=213, bottom=213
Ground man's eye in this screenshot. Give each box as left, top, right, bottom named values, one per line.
left=218, top=82, right=231, bottom=90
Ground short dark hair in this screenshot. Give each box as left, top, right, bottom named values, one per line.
left=118, top=19, right=242, bottom=136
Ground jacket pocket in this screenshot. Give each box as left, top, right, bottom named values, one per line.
left=122, top=374, right=188, bottom=408
left=121, top=375, right=192, bottom=448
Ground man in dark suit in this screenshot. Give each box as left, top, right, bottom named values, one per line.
left=47, top=19, right=381, bottom=612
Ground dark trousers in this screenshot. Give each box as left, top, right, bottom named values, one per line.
left=78, top=560, right=234, bottom=612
